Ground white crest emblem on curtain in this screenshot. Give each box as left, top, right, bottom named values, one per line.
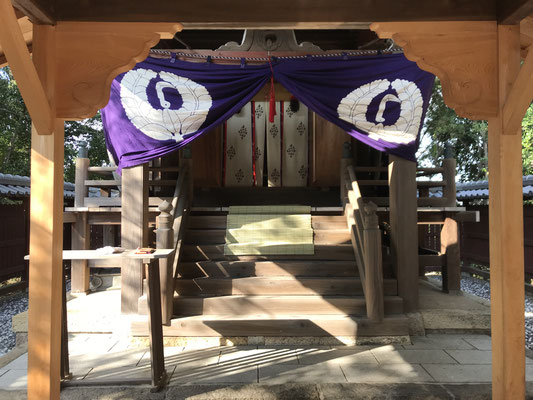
left=337, top=79, right=423, bottom=144
left=120, top=68, right=212, bottom=142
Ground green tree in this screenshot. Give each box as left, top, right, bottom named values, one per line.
left=419, top=80, right=488, bottom=181
left=420, top=79, right=533, bottom=181
left=0, top=66, right=109, bottom=182
left=522, top=105, right=533, bottom=176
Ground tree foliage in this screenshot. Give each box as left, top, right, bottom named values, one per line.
left=0, top=67, right=108, bottom=182
left=420, top=79, right=533, bottom=181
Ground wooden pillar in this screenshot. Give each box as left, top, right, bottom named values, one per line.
left=388, top=155, right=419, bottom=312
left=71, top=150, right=90, bottom=293
left=362, top=202, right=384, bottom=322
left=27, top=25, right=63, bottom=400
left=489, top=25, right=525, bottom=400
left=121, top=163, right=148, bottom=314
left=440, top=217, right=461, bottom=293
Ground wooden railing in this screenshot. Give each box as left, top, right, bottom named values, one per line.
left=347, top=157, right=457, bottom=207
left=342, top=164, right=384, bottom=322
left=155, top=159, right=192, bottom=325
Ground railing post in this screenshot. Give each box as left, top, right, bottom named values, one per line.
left=121, top=163, right=148, bottom=314
left=74, top=142, right=89, bottom=208
left=442, top=156, right=457, bottom=207
left=180, top=146, right=194, bottom=203
left=363, top=202, right=384, bottom=322
left=441, top=217, right=461, bottom=293
left=340, top=141, right=353, bottom=205
left=71, top=143, right=90, bottom=293
left=389, top=155, right=419, bottom=312
left=156, top=200, right=174, bottom=326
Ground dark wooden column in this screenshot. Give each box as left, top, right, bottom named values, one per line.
left=388, top=155, right=419, bottom=312
left=121, top=163, right=148, bottom=314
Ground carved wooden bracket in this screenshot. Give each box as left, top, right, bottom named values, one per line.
left=370, top=21, right=498, bottom=120
left=55, top=22, right=181, bottom=120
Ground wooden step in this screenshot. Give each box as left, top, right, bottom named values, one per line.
left=184, top=229, right=350, bottom=245
left=187, top=215, right=348, bottom=230
left=167, top=295, right=403, bottom=316
left=130, top=314, right=409, bottom=337
left=177, top=260, right=359, bottom=279
left=181, top=244, right=355, bottom=262
left=174, top=277, right=398, bottom=296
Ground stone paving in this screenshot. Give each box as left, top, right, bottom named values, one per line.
left=2, top=333, right=533, bottom=393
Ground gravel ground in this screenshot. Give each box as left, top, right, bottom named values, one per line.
left=0, top=280, right=70, bottom=356
left=0, top=289, right=28, bottom=356
left=429, top=273, right=533, bottom=350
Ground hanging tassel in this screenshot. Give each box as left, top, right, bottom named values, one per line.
left=268, top=56, right=276, bottom=123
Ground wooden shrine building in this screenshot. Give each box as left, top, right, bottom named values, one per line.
left=1, top=1, right=533, bottom=399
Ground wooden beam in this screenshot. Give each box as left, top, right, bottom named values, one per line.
left=499, top=0, right=533, bottom=25
left=11, top=0, right=54, bottom=24
left=388, top=155, right=419, bottom=312
left=371, top=21, right=498, bottom=120
left=27, top=24, right=62, bottom=400
left=489, top=24, right=525, bottom=400
left=55, top=22, right=181, bottom=120
left=502, top=44, right=533, bottom=135
left=0, top=0, right=52, bottom=134
left=0, top=15, right=33, bottom=68
left=121, top=164, right=149, bottom=314
left=50, top=0, right=496, bottom=24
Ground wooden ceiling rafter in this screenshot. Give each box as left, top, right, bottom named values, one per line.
left=499, top=0, right=533, bottom=24
left=0, top=7, right=32, bottom=67
left=11, top=0, right=54, bottom=24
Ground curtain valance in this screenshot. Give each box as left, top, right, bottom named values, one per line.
left=101, top=53, right=434, bottom=171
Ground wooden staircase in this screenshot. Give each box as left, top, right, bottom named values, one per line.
left=134, top=209, right=409, bottom=339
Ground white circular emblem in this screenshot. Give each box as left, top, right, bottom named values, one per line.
left=337, top=79, right=423, bottom=144
left=120, top=68, right=212, bottom=142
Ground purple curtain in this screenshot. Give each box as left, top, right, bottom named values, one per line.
left=101, top=54, right=434, bottom=172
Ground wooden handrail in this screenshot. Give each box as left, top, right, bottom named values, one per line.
left=155, top=163, right=191, bottom=325
left=344, top=164, right=384, bottom=322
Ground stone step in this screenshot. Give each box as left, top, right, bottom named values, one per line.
left=130, top=314, right=410, bottom=338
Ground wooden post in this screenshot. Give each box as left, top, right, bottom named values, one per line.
left=489, top=25, right=525, bottom=400
left=388, top=155, right=419, bottom=312
left=121, top=163, right=148, bottom=314
left=440, top=217, right=461, bottom=293
left=71, top=213, right=90, bottom=293
left=340, top=141, right=353, bottom=205
left=442, top=158, right=457, bottom=207
left=74, top=144, right=89, bottom=208
left=156, top=200, right=174, bottom=325
left=362, top=202, right=384, bottom=322
left=180, top=147, right=194, bottom=203
left=27, top=24, right=63, bottom=400
left=71, top=145, right=90, bottom=293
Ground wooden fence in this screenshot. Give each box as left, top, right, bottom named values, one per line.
left=0, top=203, right=29, bottom=283
left=461, top=205, right=533, bottom=276
left=420, top=204, right=533, bottom=277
